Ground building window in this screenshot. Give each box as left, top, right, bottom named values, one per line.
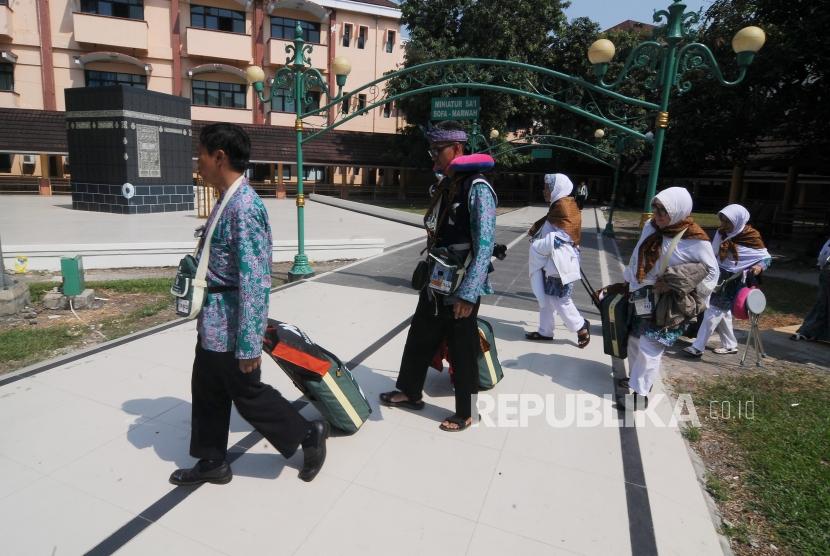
left=0, top=154, right=11, bottom=173
left=385, top=30, right=396, bottom=53
left=357, top=26, right=367, bottom=49
left=0, top=1, right=8, bottom=6
left=80, top=0, right=144, bottom=20
left=272, top=88, right=320, bottom=113
left=191, top=5, right=245, bottom=34
left=85, top=70, right=147, bottom=88
left=0, top=63, right=13, bottom=92
left=270, top=17, right=320, bottom=44
left=304, top=166, right=323, bottom=181
left=342, top=23, right=352, bottom=47
left=192, top=80, right=246, bottom=108
left=382, top=102, right=392, bottom=118
left=357, top=94, right=367, bottom=113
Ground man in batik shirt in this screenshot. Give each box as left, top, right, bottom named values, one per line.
left=380, top=121, right=497, bottom=432
left=169, top=123, right=327, bottom=485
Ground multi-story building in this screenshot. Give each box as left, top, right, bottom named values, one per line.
left=0, top=0, right=406, bottom=193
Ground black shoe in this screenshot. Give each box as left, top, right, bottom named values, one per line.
left=169, top=460, right=232, bottom=486
left=616, top=392, right=648, bottom=411
left=299, top=420, right=330, bottom=482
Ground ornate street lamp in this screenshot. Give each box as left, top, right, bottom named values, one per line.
left=246, top=23, right=351, bottom=281
left=587, top=0, right=765, bottom=226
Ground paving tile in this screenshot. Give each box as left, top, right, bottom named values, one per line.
left=33, top=350, right=189, bottom=414
left=51, top=419, right=192, bottom=514
left=467, top=523, right=578, bottom=556
left=0, top=477, right=139, bottom=555
left=478, top=451, right=630, bottom=554
left=0, top=455, right=45, bottom=501
left=296, top=483, right=476, bottom=556
left=114, top=523, right=229, bottom=556
left=354, top=427, right=501, bottom=521
left=0, top=381, right=133, bottom=473
left=157, top=454, right=350, bottom=556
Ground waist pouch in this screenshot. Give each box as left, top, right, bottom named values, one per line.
left=630, top=286, right=655, bottom=318
left=542, top=271, right=574, bottom=298
left=427, top=247, right=469, bottom=296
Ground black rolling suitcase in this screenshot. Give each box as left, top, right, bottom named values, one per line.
left=599, top=287, right=631, bottom=359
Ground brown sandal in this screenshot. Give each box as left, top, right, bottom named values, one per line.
left=577, top=320, right=590, bottom=349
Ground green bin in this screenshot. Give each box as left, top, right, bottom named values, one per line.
left=61, top=256, right=85, bottom=296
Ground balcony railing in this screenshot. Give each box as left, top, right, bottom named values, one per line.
left=72, top=12, right=148, bottom=51
left=186, top=27, right=251, bottom=63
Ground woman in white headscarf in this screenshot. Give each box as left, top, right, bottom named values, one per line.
left=684, top=204, right=770, bottom=358
left=618, top=187, right=718, bottom=410
left=525, top=173, right=590, bottom=348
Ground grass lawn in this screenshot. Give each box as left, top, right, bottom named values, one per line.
left=692, top=369, right=830, bottom=554
left=607, top=209, right=722, bottom=229
left=1, top=278, right=176, bottom=374
left=760, top=276, right=819, bottom=317
left=0, top=325, right=79, bottom=364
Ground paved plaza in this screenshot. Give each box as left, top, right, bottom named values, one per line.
left=0, top=195, right=424, bottom=270
left=0, top=204, right=725, bottom=555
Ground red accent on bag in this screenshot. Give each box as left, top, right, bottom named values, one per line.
left=272, top=343, right=330, bottom=376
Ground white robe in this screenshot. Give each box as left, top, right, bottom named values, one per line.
left=624, top=220, right=718, bottom=396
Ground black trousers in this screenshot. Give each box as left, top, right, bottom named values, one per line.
left=190, top=342, right=310, bottom=461
left=396, top=290, right=481, bottom=419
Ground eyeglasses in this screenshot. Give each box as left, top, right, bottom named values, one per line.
left=651, top=203, right=668, bottom=217
left=428, top=143, right=454, bottom=159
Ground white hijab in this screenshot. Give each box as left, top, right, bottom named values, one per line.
left=653, top=186, right=693, bottom=226
left=714, top=204, right=750, bottom=242
left=712, top=204, right=769, bottom=273
left=544, top=173, right=573, bottom=205
left=625, top=187, right=718, bottom=292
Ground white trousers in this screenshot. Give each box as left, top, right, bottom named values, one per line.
left=627, top=334, right=664, bottom=396
left=692, top=305, right=738, bottom=351
left=530, top=269, right=585, bottom=337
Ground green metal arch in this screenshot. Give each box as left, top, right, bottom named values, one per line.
left=301, top=57, right=658, bottom=144
left=495, top=143, right=617, bottom=169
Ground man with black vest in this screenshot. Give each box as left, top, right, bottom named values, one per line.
left=380, top=121, right=497, bottom=432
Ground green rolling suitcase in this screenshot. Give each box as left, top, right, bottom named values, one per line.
left=476, top=318, right=504, bottom=390
left=263, top=320, right=371, bottom=434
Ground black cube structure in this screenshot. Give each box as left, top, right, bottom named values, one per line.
left=65, top=86, right=194, bottom=214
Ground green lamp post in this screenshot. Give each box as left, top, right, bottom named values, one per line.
left=587, top=0, right=765, bottom=227
left=594, top=128, right=654, bottom=237
left=245, top=23, right=352, bottom=281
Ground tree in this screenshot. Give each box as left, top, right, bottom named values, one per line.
left=387, top=0, right=572, bottom=166
left=664, top=0, right=830, bottom=175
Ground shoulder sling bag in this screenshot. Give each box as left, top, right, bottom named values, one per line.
left=170, top=181, right=241, bottom=319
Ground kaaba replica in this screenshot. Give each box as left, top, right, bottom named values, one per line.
left=65, top=86, right=194, bottom=214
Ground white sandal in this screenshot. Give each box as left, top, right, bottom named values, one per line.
left=713, top=347, right=738, bottom=355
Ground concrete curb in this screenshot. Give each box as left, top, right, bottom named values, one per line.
left=309, top=193, right=424, bottom=229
